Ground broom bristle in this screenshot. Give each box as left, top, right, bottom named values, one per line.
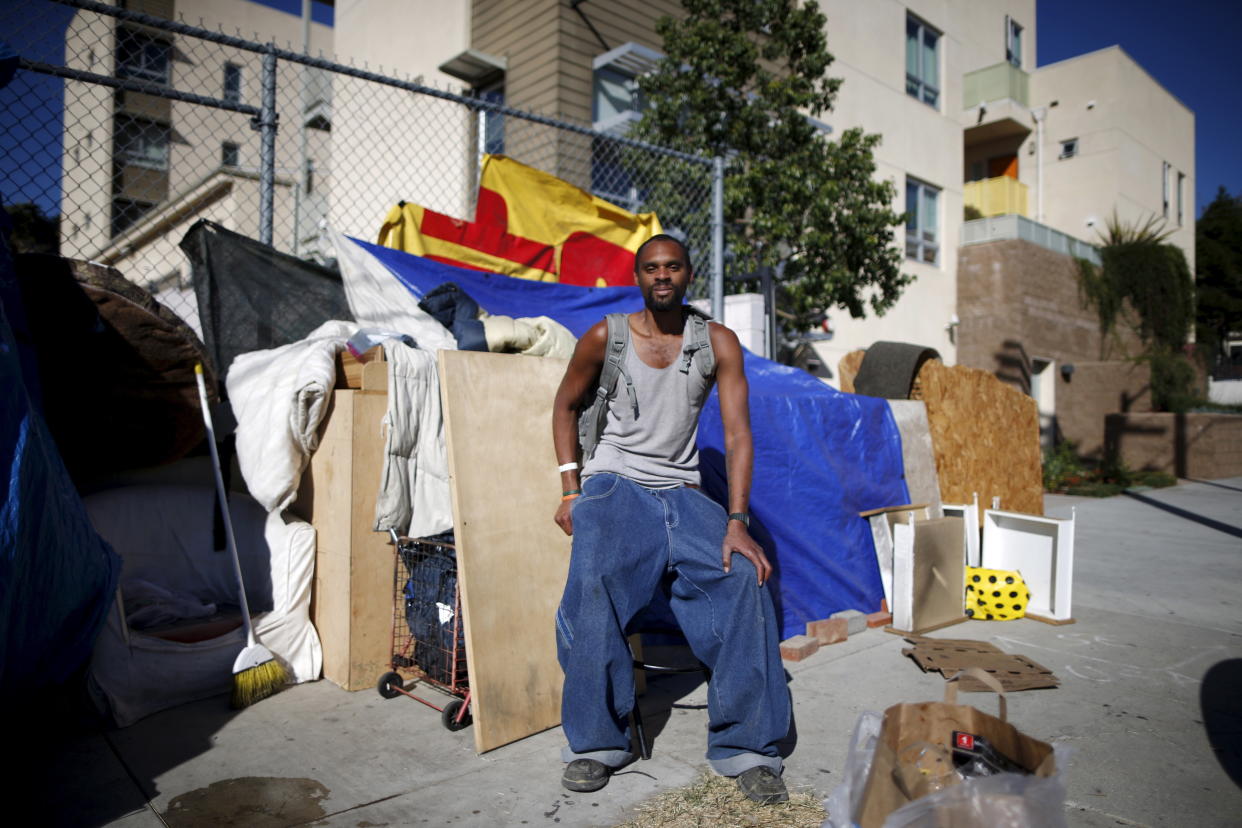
left=231, top=657, right=288, bottom=708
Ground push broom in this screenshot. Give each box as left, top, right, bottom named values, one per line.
left=194, top=363, right=288, bottom=707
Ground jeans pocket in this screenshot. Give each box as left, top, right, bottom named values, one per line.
left=578, top=473, right=621, bottom=504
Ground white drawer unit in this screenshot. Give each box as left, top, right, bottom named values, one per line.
left=981, top=508, right=1076, bottom=622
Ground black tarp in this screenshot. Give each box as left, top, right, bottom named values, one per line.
left=181, top=220, right=352, bottom=380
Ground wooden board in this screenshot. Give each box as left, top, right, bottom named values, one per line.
left=293, top=386, right=394, bottom=690
left=438, top=350, right=572, bottom=753
left=942, top=493, right=981, bottom=567
left=891, top=516, right=968, bottom=635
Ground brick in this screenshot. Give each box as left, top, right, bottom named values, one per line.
left=831, top=609, right=868, bottom=635
left=780, top=634, right=820, bottom=662
left=880, top=598, right=889, bottom=614
left=806, top=617, right=848, bottom=645
left=866, top=610, right=893, bottom=628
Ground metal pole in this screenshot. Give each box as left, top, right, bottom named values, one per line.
left=256, top=46, right=278, bottom=246
left=292, top=0, right=311, bottom=255
left=711, top=156, right=724, bottom=321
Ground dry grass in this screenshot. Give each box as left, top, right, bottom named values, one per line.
left=614, top=770, right=827, bottom=828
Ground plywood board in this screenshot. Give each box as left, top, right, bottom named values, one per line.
left=891, top=516, right=967, bottom=634
left=294, top=387, right=393, bottom=690
left=982, top=508, right=1076, bottom=622
left=438, top=350, right=572, bottom=753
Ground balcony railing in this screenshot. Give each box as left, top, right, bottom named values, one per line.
left=961, top=214, right=1101, bottom=265
left=964, top=175, right=1028, bottom=218
left=963, top=62, right=1029, bottom=109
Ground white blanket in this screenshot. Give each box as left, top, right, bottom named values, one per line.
left=86, top=486, right=321, bottom=726
left=226, top=319, right=354, bottom=513
left=331, top=227, right=458, bottom=352
left=373, top=342, right=453, bottom=538
left=481, top=314, right=577, bottom=358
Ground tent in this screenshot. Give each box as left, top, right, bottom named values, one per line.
left=336, top=235, right=909, bottom=636
left=0, top=212, right=121, bottom=701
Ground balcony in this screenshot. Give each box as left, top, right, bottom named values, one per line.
left=961, top=214, right=1101, bottom=266
left=962, top=62, right=1031, bottom=145
left=964, top=175, right=1028, bottom=219
left=964, top=62, right=1029, bottom=109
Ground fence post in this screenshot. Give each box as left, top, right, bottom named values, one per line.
left=711, top=155, right=724, bottom=322
left=255, top=45, right=279, bottom=246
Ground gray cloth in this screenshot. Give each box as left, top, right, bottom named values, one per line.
left=582, top=338, right=714, bottom=488
left=853, top=341, right=941, bottom=399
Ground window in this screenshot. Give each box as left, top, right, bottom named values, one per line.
left=111, top=198, right=154, bottom=237
left=1177, top=171, right=1185, bottom=226
left=223, top=62, right=241, bottom=103
left=221, top=141, right=239, bottom=167
left=115, top=115, right=169, bottom=169
left=1006, top=16, right=1023, bottom=68
left=476, top=84, right=505, bottom=155
left=116, top=29, right=171, bottom=84
left=593, top=65, right=643, bottom=132
left=906, top=15, right=940, bottom=108
left=905, top=177, right=940, bottom=265
left=1059, top=138, right=1078, bottom=159
left=1162, top=162, right=1171, bottom=218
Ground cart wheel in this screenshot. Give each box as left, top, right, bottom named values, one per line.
left=441, top=698, right=471, bottom=731
left=377, top=671, right=404, bottom=699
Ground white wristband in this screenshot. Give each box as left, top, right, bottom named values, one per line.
left=558, top=462, right=579, bottom=473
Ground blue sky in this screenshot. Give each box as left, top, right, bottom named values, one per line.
left=1, top=0, right=1237, bottom=221
left=1037, top=0, right=1241, bottom=216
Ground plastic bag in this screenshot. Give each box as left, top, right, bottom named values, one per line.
left=822, top=711, right=883, bottom=828
left=822, top=713, right=1072, bottom=828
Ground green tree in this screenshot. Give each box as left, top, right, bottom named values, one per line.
left=635, top=0, right=908, bottom=326
left=4, top=202, right=59, bottom=255
left=1195, top=187, right=1242, bottom=365
left=1076, top=213, right=1196, bottom=411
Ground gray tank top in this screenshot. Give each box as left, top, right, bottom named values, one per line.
left=582, top=334, right=716, bottom=488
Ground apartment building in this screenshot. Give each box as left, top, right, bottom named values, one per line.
left=59, top=0, right=332, bottom=295
left=56, top=0, right=1194, bottom=451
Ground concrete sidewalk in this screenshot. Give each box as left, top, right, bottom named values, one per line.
left=30, top=479, right=1242, bottom=827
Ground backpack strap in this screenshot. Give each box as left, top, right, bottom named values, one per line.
left=578, top=313, right=636, bottom=460
left=680, top=306, right=715, bottom=379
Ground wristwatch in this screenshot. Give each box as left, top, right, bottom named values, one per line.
left=728, top=512, right=750, bottom=527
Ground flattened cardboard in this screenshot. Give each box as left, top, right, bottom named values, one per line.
left=902, top=636, right=1059, bottom=692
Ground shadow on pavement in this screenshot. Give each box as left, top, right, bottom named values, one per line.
left=1122, top=490, right=1242, bottom=540
left=1201, top=659, right=1242, bottom=789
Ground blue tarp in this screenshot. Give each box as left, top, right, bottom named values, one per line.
left=0, top=209, right=122, bottom=699
left=354, top=238, right=910, bottom=637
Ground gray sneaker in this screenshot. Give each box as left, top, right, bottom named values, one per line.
left=562, top=758, right=612, bottom=792
left=736, top=765, right=789, bottom=804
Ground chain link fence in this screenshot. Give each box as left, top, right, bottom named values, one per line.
left=1, top=0, right=722, bottom=338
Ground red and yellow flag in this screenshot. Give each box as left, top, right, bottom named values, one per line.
left=378, top=154, right=661, bottom=287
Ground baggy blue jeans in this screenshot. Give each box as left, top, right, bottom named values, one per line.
left=556, top=473, right=790, bottom=775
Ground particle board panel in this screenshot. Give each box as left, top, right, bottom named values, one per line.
left=981, top=508, right=1076, bottom=622
left=438, top=350, right=572, bottom=753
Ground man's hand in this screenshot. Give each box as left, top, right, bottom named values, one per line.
left=722, top=521, right=772, bottom=586
left=554, top=499, right=574, bottom=536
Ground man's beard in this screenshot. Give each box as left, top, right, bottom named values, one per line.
left=645, top=284, right=681, bottom=312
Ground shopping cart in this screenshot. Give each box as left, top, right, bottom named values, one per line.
left=376, top=531, right=472, bottom=731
